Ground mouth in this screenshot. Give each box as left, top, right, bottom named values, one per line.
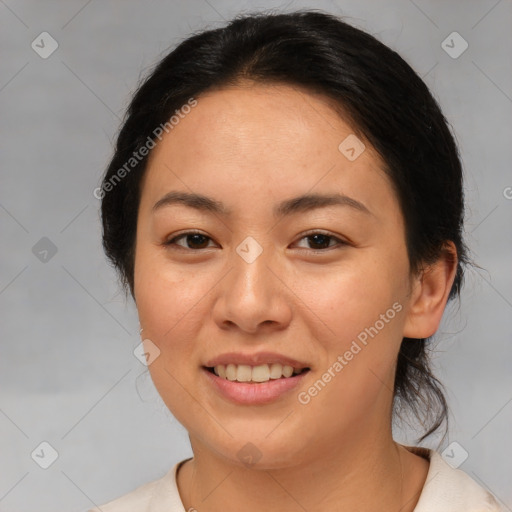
left=203, top=363, right=310, bottom=383
left=202, top=363, right=311, bottom=405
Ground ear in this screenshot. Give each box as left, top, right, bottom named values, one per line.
left=403, top=242, right=458, bottom=339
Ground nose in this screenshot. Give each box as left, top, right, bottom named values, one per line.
left=212, top=247, right=293, bottom=334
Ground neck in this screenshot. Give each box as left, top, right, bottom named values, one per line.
left=177, top=428, right=423, bottom=512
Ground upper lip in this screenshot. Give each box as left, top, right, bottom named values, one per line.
left=204, top=352, right=310, bottom=369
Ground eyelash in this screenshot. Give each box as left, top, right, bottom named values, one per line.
left=163, top=230, right=348, bottom=252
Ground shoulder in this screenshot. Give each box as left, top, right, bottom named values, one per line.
left=87, top=478, right=160, bottom=512
left=87, top=460, right=188, bottom=512
left=408, top=446, right=503, bottom=512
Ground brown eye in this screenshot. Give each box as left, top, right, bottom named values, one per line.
left=306, top=234, right=334, bottom=249
left=165, top=232, right=214, bottom=250
left=294, top=232, right=346, bottom=251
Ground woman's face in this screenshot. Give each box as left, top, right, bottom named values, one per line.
left=134, top=83, right=418, bottom=468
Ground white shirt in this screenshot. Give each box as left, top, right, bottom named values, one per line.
left=89, top=447, right=502, bottom=511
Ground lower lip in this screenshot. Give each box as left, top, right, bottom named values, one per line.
left=202, top=367, right=309, bottom=405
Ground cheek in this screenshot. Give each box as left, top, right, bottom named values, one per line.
left=295, top=259, right=407, bottom=416
left=296, top=256, right=404, bottom=344
left=134, top=262, right=211, bottom=427
left=295, top=258, right=406, bottom=397
left=135, top=269, right=204, bottom=346
left=134, top=243, right=196, bottom=348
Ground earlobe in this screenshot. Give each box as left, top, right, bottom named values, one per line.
left=402, top=242, right=458, bottom=339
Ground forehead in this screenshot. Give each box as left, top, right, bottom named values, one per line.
left=154, top=82, right=366, bottom=160
left=141, top=83, right=398, bottom=222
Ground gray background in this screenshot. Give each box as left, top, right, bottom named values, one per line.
left=1, top=0, right=511, bottom=510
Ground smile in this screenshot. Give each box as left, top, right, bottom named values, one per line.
left=202, top=365, right=311, bottom=405
left=206, top=363, right=309, bottom=383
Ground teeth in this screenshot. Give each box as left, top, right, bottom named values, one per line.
left=252, top=364, right=270, bottom=382
left=225, top=364, right=237, bottom=381
left=236, top=364, right=252, bottom=382
left=217, top=365, right=226, bottom=379
left=212, top=363, right=305, bottom=383
left=269, top=363, right=283, bottom=379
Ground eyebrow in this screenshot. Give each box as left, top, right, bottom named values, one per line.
left=152, top=191, right=373, bottom=217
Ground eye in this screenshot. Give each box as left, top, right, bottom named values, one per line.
left=164, top=231, right=216, bottom=250
left=163, top=230, right=347, bottom=251
left=293, top=231, right=347, bottom=251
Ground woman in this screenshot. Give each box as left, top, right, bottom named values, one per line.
left=93, top=10, right=501, bottom=511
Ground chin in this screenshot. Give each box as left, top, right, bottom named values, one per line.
left=200, top=431, right=311, bottom=470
